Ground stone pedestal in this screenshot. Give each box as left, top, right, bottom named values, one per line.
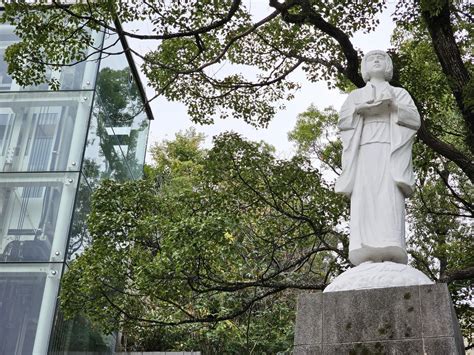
left=294, top=284, right=465, bottom=354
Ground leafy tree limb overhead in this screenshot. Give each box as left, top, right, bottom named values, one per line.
left=1, top=0, right=472, bottom=178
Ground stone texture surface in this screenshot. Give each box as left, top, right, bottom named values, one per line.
left=322, top=286, right=421, bottom=343
left=423, top=337, right=462, bottom=355
left=322, top=339, right=424, bottom=354
left=420, top=284, right=466, bottom=355
left=294, top=293, right=322, bottom=346
left=293, top=284, right=466, bottom=355
left=293, top=345, right=322, bottom=355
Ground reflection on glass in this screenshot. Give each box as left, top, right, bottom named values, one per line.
left=0, top=24, right=103, bottom=92
left=67, top=172, right=94, bottom=262
left=65, top=32, right=150, bottom=265
left=0, top=271, right=46, bottom=355
left=49, top=312, right=114, bottom=354
left=0, top=172, right=79, bottom=262
left=0, top=91, right=93, bottom=173
left=83, top=60, right=149, bottom=181
left=0, top=18, right=152, bottom=355
left=0, top=24, right=17, bottom=92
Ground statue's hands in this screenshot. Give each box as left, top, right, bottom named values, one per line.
left=378, top=88, right=398, bottom=111
left=356, top=88, right=399, bottom=116
left=356, top=95, right=398, bottom=116
left=355, top=100, right=389, bottom=115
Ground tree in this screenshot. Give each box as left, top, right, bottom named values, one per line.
left=61, top=129, right=346, bottom=351
left=1, top=1, right=472, bottom=176
left=1, top=0, right=472, bottom=350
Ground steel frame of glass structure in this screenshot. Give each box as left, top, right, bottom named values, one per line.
left=0, top=21, right=153, bottom=355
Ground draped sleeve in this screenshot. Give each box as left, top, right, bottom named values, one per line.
left=335, top=91, right=364, bottom=197
left=389, top=87, right=421, bottom=197
left=394, top=89, right=420, bottom=130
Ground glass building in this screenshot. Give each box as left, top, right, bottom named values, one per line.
left=0, top=21, right=153, bottom=354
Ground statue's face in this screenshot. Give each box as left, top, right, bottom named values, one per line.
left=365, top=53, right=387, bottom=79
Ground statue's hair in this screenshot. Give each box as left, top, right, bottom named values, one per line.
left=361, top=50, right=393, bottom=82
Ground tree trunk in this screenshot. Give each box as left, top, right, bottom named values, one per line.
left=422, top=1, right=474, bottom=153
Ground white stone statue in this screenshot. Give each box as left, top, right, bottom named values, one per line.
left=325, top=50, right=433, bottom=292
left=335, top=50, right=420, bottom=266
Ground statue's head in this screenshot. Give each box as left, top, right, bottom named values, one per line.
left=361, top=50, right=393, bottom=82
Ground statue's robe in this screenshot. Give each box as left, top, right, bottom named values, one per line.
left=335, top=82, right=420, bottom=265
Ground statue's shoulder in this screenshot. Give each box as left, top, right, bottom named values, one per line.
left=390, top=85, right=411, bottom=95
left=390, top=85, right=413, bottom=100
left=350, top=86, right=366, bottom=94
left=346, top=86, right=368, bottom=102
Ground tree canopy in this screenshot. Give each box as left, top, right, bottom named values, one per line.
left=1, top=0, right=472, bottom=175
left=1, top=0, right=472, bottom=351
left=60, top=128, right=346, bottom=351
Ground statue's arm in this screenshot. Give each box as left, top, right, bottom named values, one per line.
left=393, top=88, right=421, bottom=130
left=338, top=93, right=357, bottom=131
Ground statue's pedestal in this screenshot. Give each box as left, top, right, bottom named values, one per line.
left=294, top=284, right=465, bottom=354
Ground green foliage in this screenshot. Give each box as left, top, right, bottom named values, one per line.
left=288, top=105, right=341, bottom=173
left=1, top=3, right=99, bottom=88
left=149, top=128, right=206, bottom=181
left=1, top=0, right=386, bottom=125
left=3, top=0, right=472, bottom=351
left=50, top=314, right=110, bottom=352
left=60, top=128, right=347, bottom=351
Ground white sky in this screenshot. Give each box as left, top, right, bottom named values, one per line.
left=137, top=1, right=397, bottom=161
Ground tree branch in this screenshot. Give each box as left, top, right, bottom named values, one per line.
left=269, top=0, right=365, bottom=87
left=52, top=0, right=243, bottom=40
left=417, top=118, right=474, bottom=183
left=439, top=266, right=474, bottom=284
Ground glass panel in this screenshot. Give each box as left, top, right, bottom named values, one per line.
left=49, top=312, right=115, bottom=354
left=56, top=28, right=102, bottom=91
left=66, top=172, right=92, bottom=262
left=127, top=111, right=149, bottom=180
left=0, top=91, right=94, bottom=173
left=83, top=31, right=149, bottom=181
left=0, top=24, right=103, bottom=91
left=0, top=25, right=103, bottom=91
left=0, top=263, right=62, bottom=355
left=0, top=172, right=79, bottom=262
left=102, top=110, right=149, bottom=180
left=0, top=24, right=17, bottom=92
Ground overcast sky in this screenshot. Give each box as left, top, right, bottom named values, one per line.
left=137, top=1, right=396, bottom=161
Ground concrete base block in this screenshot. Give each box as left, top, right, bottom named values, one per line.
left=294, top=284, right=465, bottom=354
